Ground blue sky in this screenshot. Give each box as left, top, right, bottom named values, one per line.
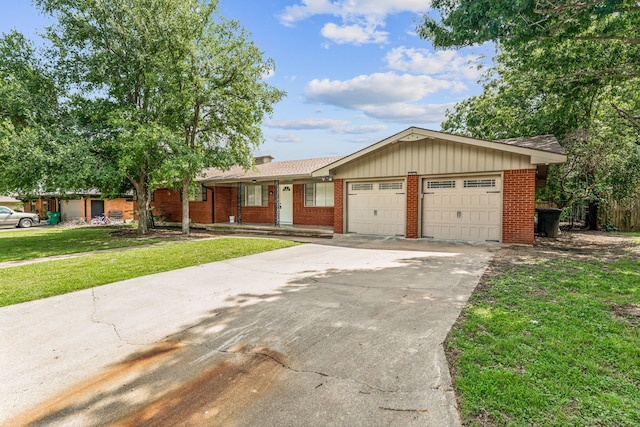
left=1, top=1, right=493, bottom=160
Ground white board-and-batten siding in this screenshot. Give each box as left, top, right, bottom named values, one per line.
left=336, top=138, right=534, bottom=179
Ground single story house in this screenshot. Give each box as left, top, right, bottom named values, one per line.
left=152, top=127, right=566, bottom=244
left=22, top=193, right=136, bottom=223
left=0, top=196, right=23, bottom=211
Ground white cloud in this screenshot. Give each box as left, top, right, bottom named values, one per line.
left=279, top=1, right=429, bottom=45
left=279, top=0, right=429, bottom=26
left=361, top=102, right=455, bottom=123
left=321, top=22, right=388, bottom=45
left=385, top=46, right=484, bottom=80
left=266, top=118, right=350, bottom=130
left=270, top=132, right=302, bottom=143
left=266, top=119, right=387, bottom=136
left=304, top=72, right=465, bottom=108
left=278, top=0, right=340, bottom=27
left=301, top=72, right=461, bottom=123
left=333, top=124, right=388, bottom=134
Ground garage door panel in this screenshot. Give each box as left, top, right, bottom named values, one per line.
left=423, top=176, right=501, bottom=241
left=347, top=181, right=405, bottom=236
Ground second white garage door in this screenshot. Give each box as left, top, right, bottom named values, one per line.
left=347, top=181, right=405, bottom=236
left=422, top=176, right=501, bottom=241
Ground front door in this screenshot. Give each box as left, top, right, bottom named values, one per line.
left=91, top=200, right=105, bottom=218
left=278, top=184, right=293, bottom=225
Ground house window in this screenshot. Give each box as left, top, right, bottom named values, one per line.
left=427, top=180, right=456, bottom=189
left=464, top=179, right=496, bottom=188
left=189, top=184, right=207, bottom=202
left=304, top=182, right=334, bottom=207
left=379, top=182, right=403, bottom=190
left=243, top=185, right=268, bottom=206
left=351, top=183, right=373, bottom=191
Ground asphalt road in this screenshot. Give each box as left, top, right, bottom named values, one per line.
left=1, top=239, right=493, bottom=426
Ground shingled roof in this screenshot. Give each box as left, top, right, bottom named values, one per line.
left=199, top=156, right=344, bottom=183
left=496, top=134, right=564, bottom=154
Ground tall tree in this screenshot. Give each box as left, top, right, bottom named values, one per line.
left=418, top=0, right=640, bottom=229
left=158, top=16, right=284, bottom=235
left=33, top=0, right=284, bottom=234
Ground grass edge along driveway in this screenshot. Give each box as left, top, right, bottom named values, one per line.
left=446, top=241, right=640, bottom=426
left=0, top=227, right=181, bottom=262
left=0, top=237, right=299, bottom=307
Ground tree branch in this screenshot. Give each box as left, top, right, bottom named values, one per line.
left=611, top=102, right=640, bottom=136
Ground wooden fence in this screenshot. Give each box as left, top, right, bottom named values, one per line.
left=536, top=199, right=640, bottom=231
left=601, top=198, right=640, bottom=232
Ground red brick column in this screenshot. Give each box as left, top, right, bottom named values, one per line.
left=333, top=179, right=344, bottom=234
left=502, top=169, right=536, bottom=244
left=405, top=174, right=419, bottom=239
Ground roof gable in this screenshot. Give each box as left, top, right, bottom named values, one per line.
left=312, top=127, right=566, bottom=177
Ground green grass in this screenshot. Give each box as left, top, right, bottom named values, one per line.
left=0, top=226, right=179, bottom=262
left=447, top=256, right=640, bottom=426
left=0, top=237, right=298, bottom=307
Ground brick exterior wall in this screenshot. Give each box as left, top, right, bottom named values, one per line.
left=405, top=174, right=419, bottom=238
left=151, top=189, right=182, bottom=222
left=293, top=184, right=334, bottom=226
left=333, top=179, right=344, bottom=234
left=103, top=198, right=136, bottom=221
left=502, top=169, right=536, bottom=244
left=213, top=186, right=234, bottom=223
left=151, top=188, right=213, bottom=224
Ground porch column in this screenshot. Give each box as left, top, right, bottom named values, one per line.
left=274, top=180, right=280, bottom=227
left=236, top=182, right=242, bottom=224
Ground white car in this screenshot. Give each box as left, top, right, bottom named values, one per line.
left=0, top=206, right=40, bottom=228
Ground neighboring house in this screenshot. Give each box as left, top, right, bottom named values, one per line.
left=22, top=192, right=136, bottom=222
left=153, top=127, right=567, bottom=244
left=0, top=196, right=23, bottom=211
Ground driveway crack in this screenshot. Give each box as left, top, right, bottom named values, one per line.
left=90, top=289, right=135, bottom=346
left=210, top=346, right=398, bottom=393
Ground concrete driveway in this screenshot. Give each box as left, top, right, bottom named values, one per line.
left=1, top=239, right=493, bottom=426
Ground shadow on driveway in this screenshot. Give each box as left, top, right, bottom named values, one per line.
left=2, top=244, right=491, bottom=427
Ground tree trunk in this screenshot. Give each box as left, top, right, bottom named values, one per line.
left=181, top=177, right=190, bottom=235
left=134, top=182, right=152, bottom=235
left=586, top=200, right=599, bottom=230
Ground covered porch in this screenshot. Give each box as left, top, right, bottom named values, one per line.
left=156, top=220, right=333, bottom=238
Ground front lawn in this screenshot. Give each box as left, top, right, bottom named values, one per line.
left=447, top=234, right=640, bottom=426
left=0, top=237, right=298, bottom=307
left=0, top=226, right=180, bottom=262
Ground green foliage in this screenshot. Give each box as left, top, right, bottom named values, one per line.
left=448, top=255, right=640, bottom=426
left=2, top=0, right=284, bottom=234
left=420, top=1, right=640, bottom=220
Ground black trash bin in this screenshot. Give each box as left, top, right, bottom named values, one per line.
left=535, top=208, right=562, bottom=238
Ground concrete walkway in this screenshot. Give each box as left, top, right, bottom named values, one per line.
left=1, top=240, right=492, bottom=426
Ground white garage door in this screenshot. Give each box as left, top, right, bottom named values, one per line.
left=347, top=181, right=405, bottom=236
left=422, top=176, right=501, bottom=241
left=60, top=199, right=82, bottom=222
